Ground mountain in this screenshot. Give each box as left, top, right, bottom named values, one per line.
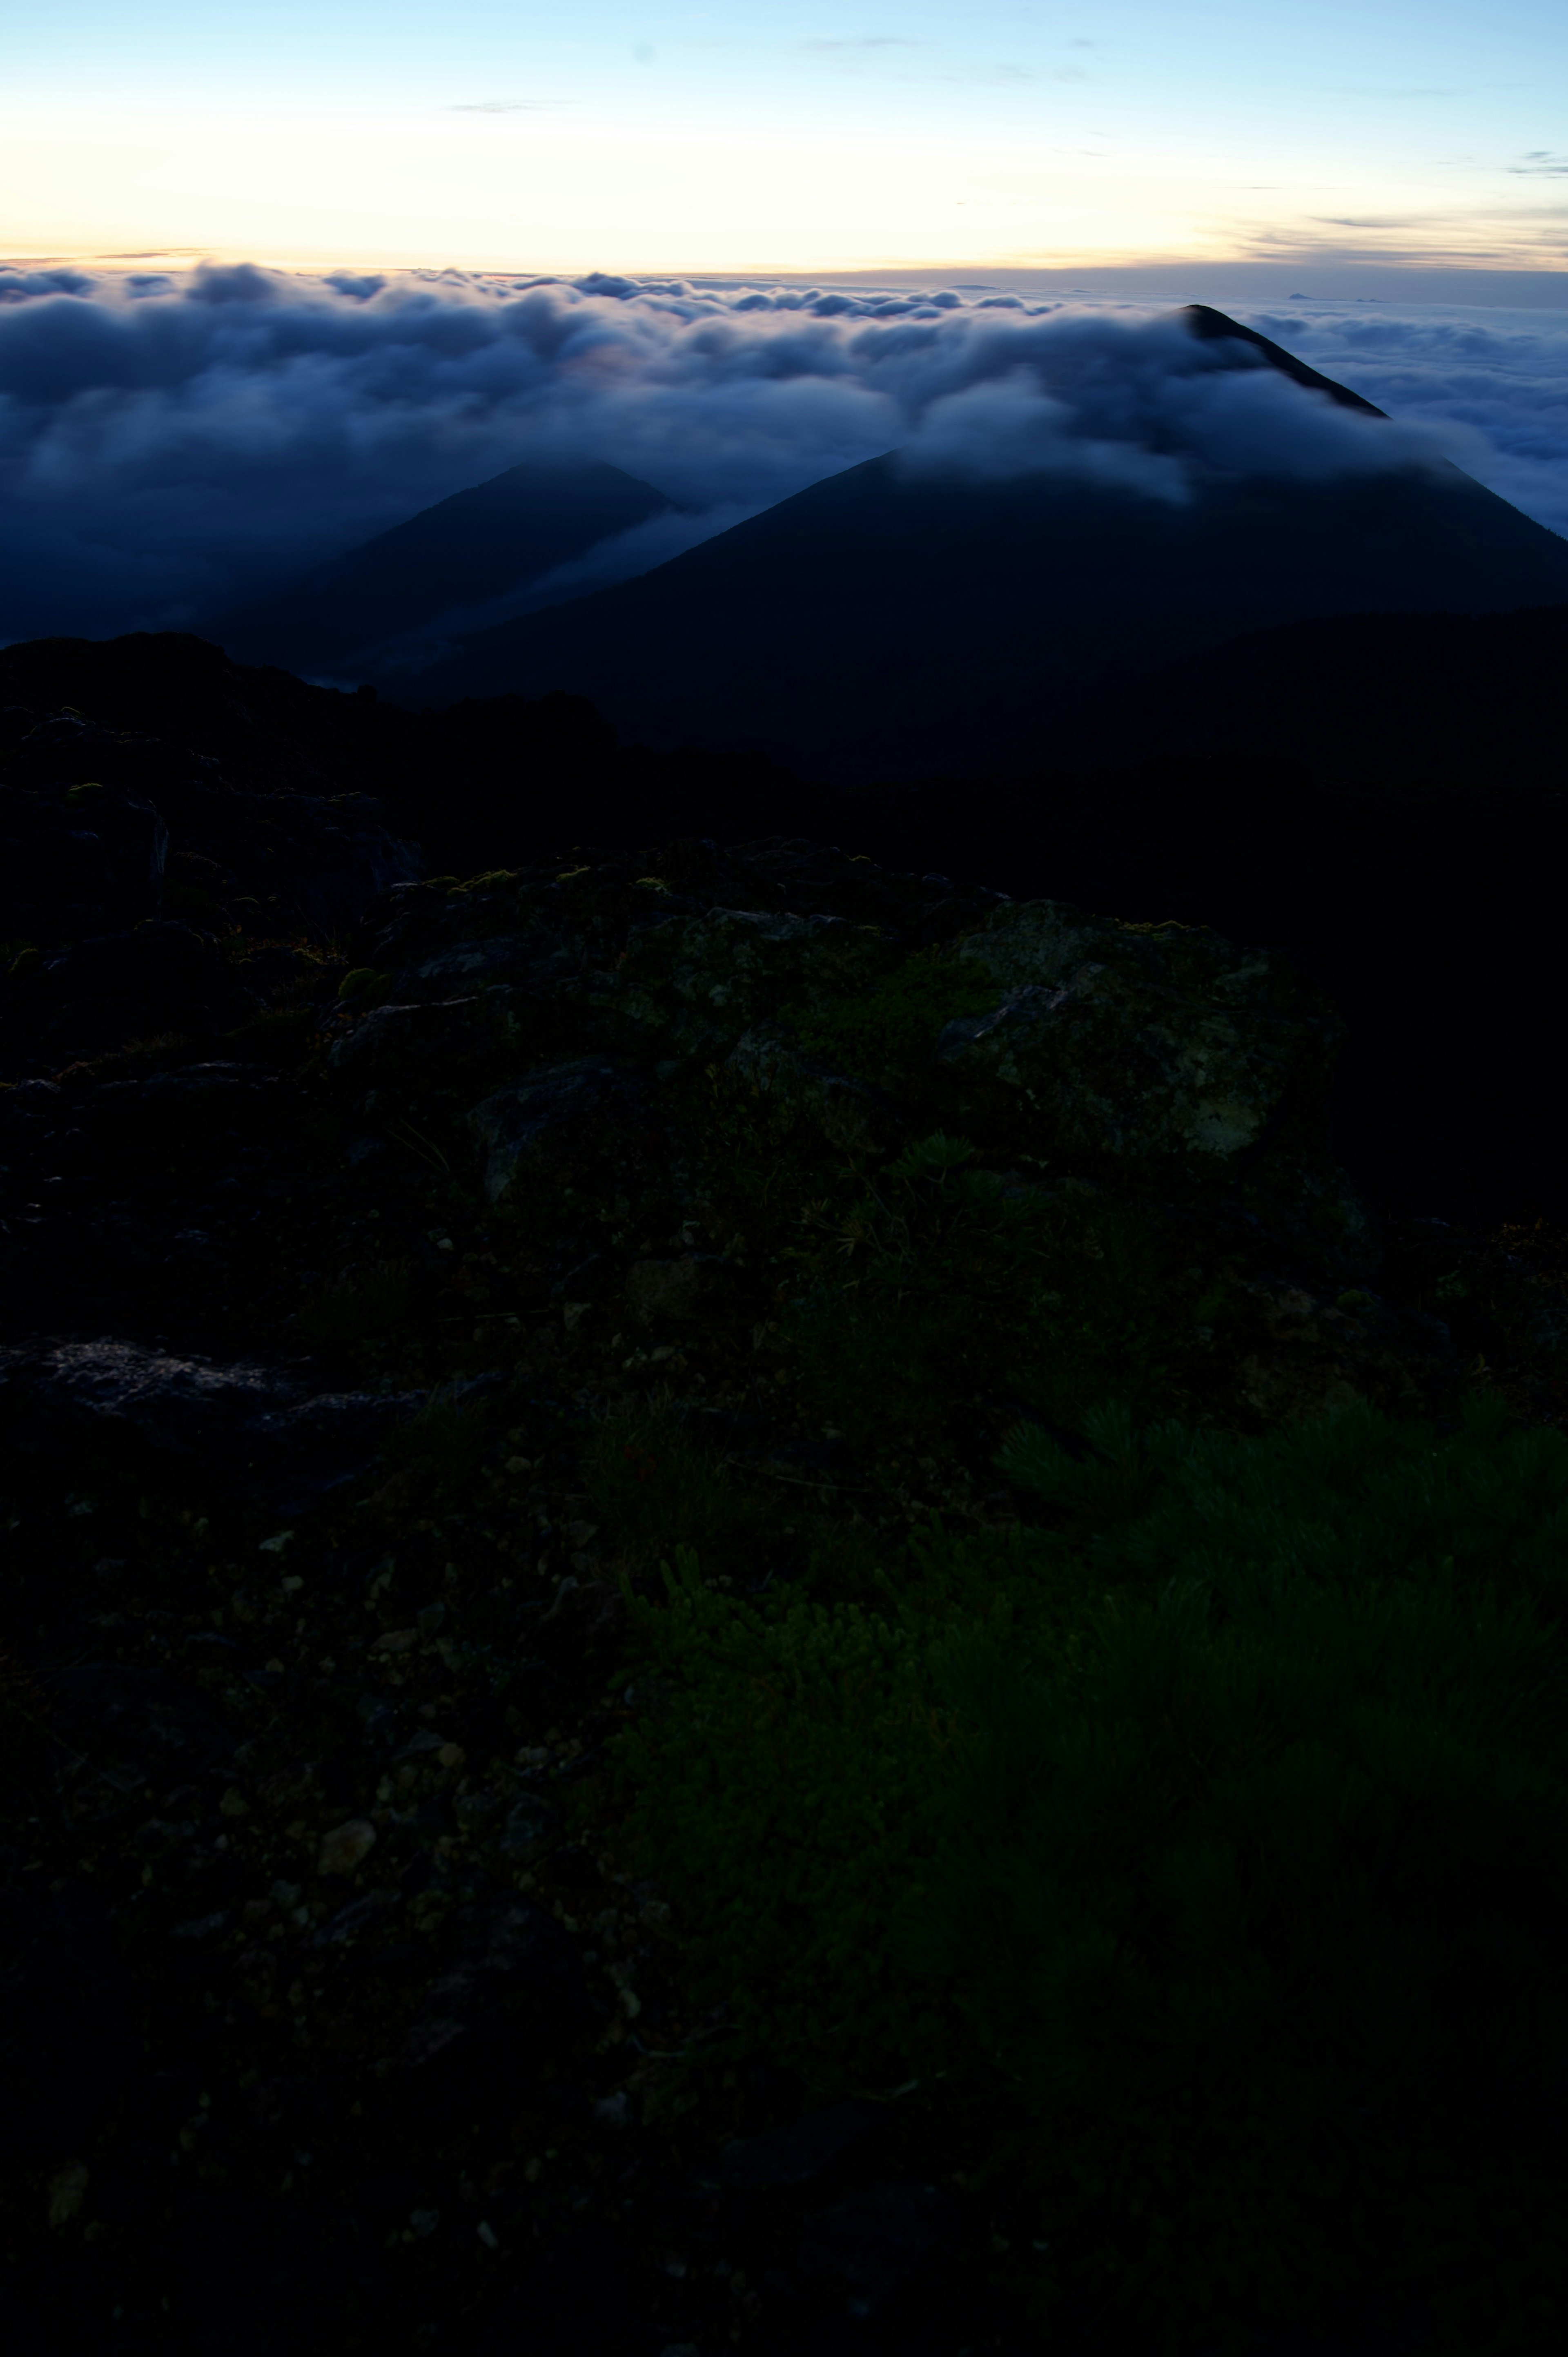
left=215, top=453, right=677, bottom=679
left=993, top=598, right=1568, bottom=786
left=404, top=308, right=1568, bottom=781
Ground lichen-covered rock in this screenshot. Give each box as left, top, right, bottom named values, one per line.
left=37, top=921, right=236, bottom=1060
left=938, top=899, right=1342, bottom=1184
left=405, top=934, right=555, bottom=997
left=0, top=1337, right=421, bottom=1504
left=726, top=1024, right=903, bottom=1152
left=1228, top=1279, right=1455, bottom=1423
left=468, top=1059, right=646, bottom=1203
left=613, top=908, right=895, bottom=1057
left=625, top=1254, right=737, bottom=1324
left=0, top=772, right=167, bottom=948
left=329, top=990, right=539, bottom=1080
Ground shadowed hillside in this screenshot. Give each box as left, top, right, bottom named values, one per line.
left=7, top=623, right=1568, bottom=1226
left=6, top=628, right=1568, bottom=2355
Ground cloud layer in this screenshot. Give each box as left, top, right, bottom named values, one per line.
left=0, top=261, right=1558, bottom=648
left=1249, top=301, right=1568, bottom=540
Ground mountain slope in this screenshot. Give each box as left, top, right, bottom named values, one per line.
left=405, top=310, right=1568, bottom=781
left=217, top=454, right=676, bottom=678
left=995, top=599, right=1568, bottom=787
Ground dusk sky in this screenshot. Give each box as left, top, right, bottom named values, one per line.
left=6, top=2, right=1568, bottom=276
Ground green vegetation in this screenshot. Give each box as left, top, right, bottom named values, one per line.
left=378, top=1381, right=492, bottom=1499
left=336, top=963, right=388, bottom=1002
left=614, top=1396, right=1568, bottom=2340
left=782, top=940, right=999, bottom=1088
left=12, top=803, right=1568, bottom=2348
left=296, top=1255, right=413, bottom=1353
left=582, top=1391, right=767, bottom=1572
left=775, top=1132, right=1209, bottom=1445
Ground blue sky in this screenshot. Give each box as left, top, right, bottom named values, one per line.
left=5, top=3, right=1568, bottom=273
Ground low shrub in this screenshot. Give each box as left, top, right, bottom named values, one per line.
left=781, top=943, right=1000, bottom=1089
left=582, top=1392, right=768, bottom=1572
left=297, top=1258, right=413, bottom=1354
left=616, top=1397, right=1568, bottom=2342
left=379, top=1385, right=492, bottom=1502
left=615, top=1521, right=1085, bottom=2080
left=783, top=1134, right=1200, bottom=1444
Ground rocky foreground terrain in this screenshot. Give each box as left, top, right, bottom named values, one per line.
left=4, top=659, right=1568, bottom=2355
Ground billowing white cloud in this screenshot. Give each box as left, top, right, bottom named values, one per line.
left=1250, top=302, right=1568, bottom=536
left=0, top=261, right=1555, bottom=645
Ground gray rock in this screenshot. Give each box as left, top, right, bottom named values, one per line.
left=396, top=931, right=587, bottom=1007
left=403, top=1901, right=584, bottom=2075
left=468, top=1059, right=644, bottom=1203
left=625, top=1254, right=737, bottom=1324
left=799, top=2180, right=956, bottom=2310
left=499, top=1793, right=561, bottom=1859
left=0, top=1337, right=421, bottom=1504
left=411, top=934, right=536, bottom=986
left=614, top=906, right=893, bottom=1056
left=725, top=1023, right=902, bottom=1151
left=329, top=988, right=537, bottom=1079
left=939, top=897, right=1342, bottom=1182
left=716, top=2102, right=871, bottom=2189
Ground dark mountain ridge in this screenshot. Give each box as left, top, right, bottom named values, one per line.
left=216, top=454, right=676, bottom=680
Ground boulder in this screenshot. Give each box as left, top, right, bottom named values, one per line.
left=614, top=907, right=894, bottom=1057
left=726, top=1023, right=903, bottom=1152
left=329, top=990, right=539, bottom=1081
left=38, top=921, right=231, bottom=1059
left=938, top=899, right=1342, bottom=1184
left=0, top=1338, right=422, bottom=1507
left=405, top=934, right=553, bottom=996
left=0, top=774, right=167, bottom=948
left=625, top=1254, right=737, bottom=1324
left=401, top=1899, right=587, bottom=2123
left=468, top=1059, right=646, bottom=1203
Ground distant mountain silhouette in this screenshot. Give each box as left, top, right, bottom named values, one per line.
left=216, top=455, right=676, bottom=678
left=405, top=308, right=1568, bottom=782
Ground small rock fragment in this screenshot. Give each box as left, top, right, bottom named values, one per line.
left=317, top=1817, right=377, bottom=1876
left=47, top=2163, right=89, bottom=2227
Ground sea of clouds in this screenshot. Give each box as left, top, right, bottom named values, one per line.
left=2, top=259, right=1567, bottom=645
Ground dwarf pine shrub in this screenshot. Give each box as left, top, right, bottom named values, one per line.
left=583, top=1393, right=769, bottom=1571
left=785, top=1135, right=1057, bottom=1444
left=618, top=1397, right=1568, bottom=2340
left=781, top=944, right=1000, bottom=1089
left=615, top=1521, right=1092, bottom=2080
left=785, top=1137, right=1200, bottom=1443
left=907, top=1396, right=1568, bottom=2335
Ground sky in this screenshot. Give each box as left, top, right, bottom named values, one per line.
left=4, top=2, right=1568, bottom=277
left=4, top=6, right=1568, bottom=653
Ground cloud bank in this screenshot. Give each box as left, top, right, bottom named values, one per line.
left=0, top=261, right=1557, bottom=647
left=1249, top=301, right=1568, bottom=541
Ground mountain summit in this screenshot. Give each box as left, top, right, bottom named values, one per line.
left=402, top=308, right=1568, bottom=781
